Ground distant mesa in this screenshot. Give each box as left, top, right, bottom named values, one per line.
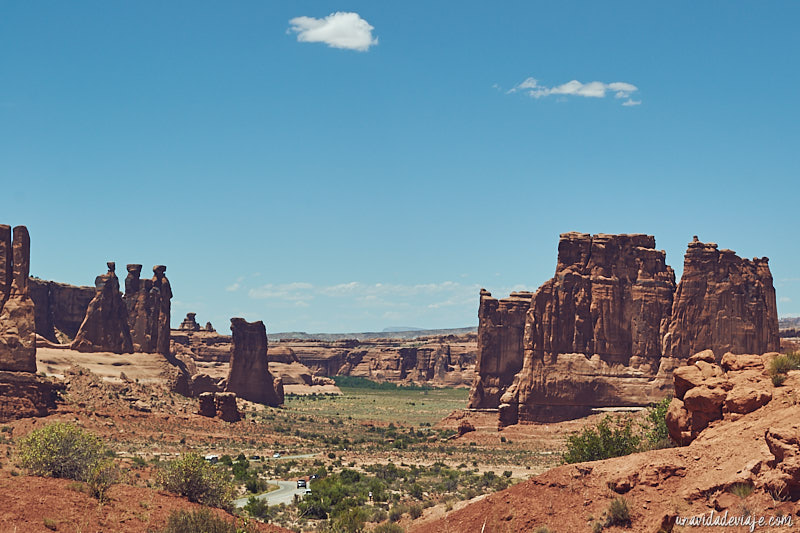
left=383, top=326, right=424, bottom=332
left=469, top=232, right=779, bottom=425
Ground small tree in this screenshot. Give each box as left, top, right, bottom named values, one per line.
left=563, top=416, right=640, bottom=464
left=19, top=422, right=104, bottom=481
left=157, top=453, right=235, bottom=510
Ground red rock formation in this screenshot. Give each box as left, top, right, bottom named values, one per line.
left=468, top=290, right=531, bottom=409
left=662, top=236, right=780, bottom=360
left=197, top=392, right=217, bottom=417
left=72, top=262, right=133, bottom=354
left=499, top=233, right=677, bottom=422
left=29, top=278, right=94, bottom=343
left=0, top=224, right=61, bottom=422
left=124, top=264, right=171, bottom=355
left=471, top=233, right=780, bottom=425
left=225, top=318, right=283, bottom=406
left=179, top=312, right=201, bottom=331
left=0, top=226, right=37, bottom=372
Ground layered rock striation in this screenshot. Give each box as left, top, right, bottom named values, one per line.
left=470, top=232, right=779, bottom=424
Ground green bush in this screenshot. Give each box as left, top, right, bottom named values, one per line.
left=768, top=353, right=800, bottom=387
left=87, top=458, right=121, bottom=501
left=330, top=506, right=368, bottom=533
left=563, top=416, right=640, bottom=464
left=19, top=422, right=104, bottom=481
left=772, top=373, right=787, bottom=387
left=641, top=397, right=673, bottom=450
left=157, top=453, right=235, bottom=510
left=605, top=497, right=631, bottom=527
left=373, top=524, right=404, bottom=533
left=243, top=496, right=273, bottom=519
left=408, top=503, right=423, bottom=519
left=160, top=508, right=257, bottom=533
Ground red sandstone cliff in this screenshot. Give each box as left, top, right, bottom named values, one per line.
left=470, top=232, right=780, bottom=424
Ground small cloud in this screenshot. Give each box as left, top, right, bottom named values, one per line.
left=780, top=297, right=792, bottom=303
left=248, top=282, right=314, bottom=301
left=226, top=282, right=240, bottom=292
left=507, top=77, right=640, bottom=105
left=288, top=12, right=378, bottom=51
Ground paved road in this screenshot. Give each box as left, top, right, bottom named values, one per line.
left=234, top=480, right=310, bottom=508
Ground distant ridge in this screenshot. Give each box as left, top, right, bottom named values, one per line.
left=269, top=326, right=477, bottom=342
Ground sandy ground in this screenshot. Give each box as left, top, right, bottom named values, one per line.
left=36, top=347, right=172, bottom=383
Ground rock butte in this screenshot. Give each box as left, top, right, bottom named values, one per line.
left=225, top=317, right=284, bottom=406
left=469, top=232, right=779, bottom=424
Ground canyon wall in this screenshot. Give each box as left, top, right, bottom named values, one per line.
left=29, top=278, right=94, bottom=343
left=470, top=232, right=779, bottom=424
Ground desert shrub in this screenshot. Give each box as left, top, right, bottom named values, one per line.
left=330, top=506, right=368, bottom=533
left=772, top=373, right=787, bottom=387
left=157, top=453, right=235, bottom=510
left=373, top=524, right=404, bottom=533
left=605, top=497, right=631, bottom=527
left=19, top=422, right=104, bottom=481
left=641, top=397, right=673, bottom=450
left=160, top=508, right=258, bottom=533
left=729, top=482, right=755, bottom=498
left=563, top=416, right=640, bottom=464
left=87, top=458, right=121, bottom=501
left=388, top=504, right=406, bottom=522
left=533, top=527, right=554, bottom=533
left=243, top=496, right=273, bottom=519
left=408, top=503, right=423, bottom=519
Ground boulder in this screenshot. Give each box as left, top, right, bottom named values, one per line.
left=724, top=387, right=772, bottom=415
left=457, top=420, right=475, bottom=437
left=214, top=392, right=241, bottom=422
left=225, top=318, right=283, bottom=406
left=71, top=262, right=133, bottom=354
left=198, top=392, right=216, bottom=417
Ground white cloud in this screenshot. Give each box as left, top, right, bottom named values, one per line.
left=780, top=297, right=792, bottom=303
left=248, top=282, right=314, bottom=301
left=508, top=77, right=640, bottom=105
left=288, top=12, right=378, bottom=51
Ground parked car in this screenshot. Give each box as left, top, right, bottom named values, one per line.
left=272, top=452, right=281, bottom=458
left=297, top=479, right=307, bottom=488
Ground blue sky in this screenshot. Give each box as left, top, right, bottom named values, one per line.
left=2, top=2, right=798, bottom=333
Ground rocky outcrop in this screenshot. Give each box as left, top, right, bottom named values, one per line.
left=28, top=278, right=94, bottom=343
left=666, top=351, right=774, bottom=444
left=179, top=312, right=200, bottom=331
left=468, top=290, right=531, bottom=409
left=71, top=262, right=133, bottom=354
left=662, top=236, right=780, bottom=359
left=0, top=226, right=37, bottom=372
left=225, top=318, right=283, bottom=406
left=197, top=391, right=241, bottom=422
left=472, top=233, right=779, bottom=425
left=124, top=264, right=171, bottom=355
left=0, top=224, right=61, bottom=422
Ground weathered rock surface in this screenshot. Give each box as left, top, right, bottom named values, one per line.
left=468, top=290, right=530, bottom=409
left=225, top=318, right=283, bottom=406
left=124, top=264, right=171, bottom=355
left=29, top=278, right=94, bottom=343
left=665, top=352, right=773, bottom=444
left=71, top=262, right=133, bottom=354
left=470, top=233, right=780, bottom=424
left=0, top=226, right=37, bottom=372
left=197, top=391, right=240, bottom=422
left=498, top=233, right=678, bottom=422
left=662, top=236, right=780, bottom=359
left=0, top=224, right=61, bottom=422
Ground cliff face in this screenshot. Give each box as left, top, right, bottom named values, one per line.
left=467, top=291, right=530, bottom=408
left=662, top=237, right=779, bottom=359
left=470, top=233, right=779, bottom=424
left=29, top=278, right=94, bottom=343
